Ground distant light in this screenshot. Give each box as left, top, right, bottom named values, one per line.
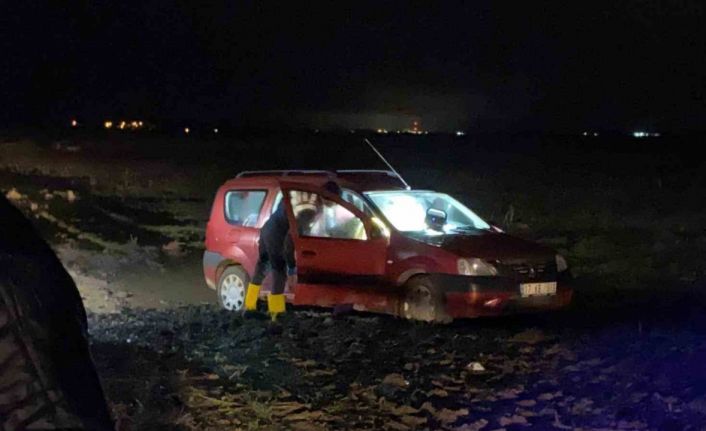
left=376, top=128, right=388, bottom=134
left=633, top=131, right=663, bottom=138
left=633, top=131, right=659, bottom=138
left=70, top=119, right=78, bottom=127
left=184, top=127, right=190, bottom=134
left=104, top=121, right=113, bottom=129
left=138, top=121, right=144, bottom=127
left=582, top=131, right=588, bottom=136
left=119, top=121, right=126, bottom=130
left=593, top=132, right=599, bottom=137
left=213, top=128, right=219, bottom=134
left=456, top=131, right=465, bottom=136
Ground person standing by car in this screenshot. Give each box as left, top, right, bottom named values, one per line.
left=245, top=180, right=342, bottom=321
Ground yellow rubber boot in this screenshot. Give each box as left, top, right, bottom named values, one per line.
left=245, top=283, right=261, bottom=311
left=267, top=294, right=286, bottom=321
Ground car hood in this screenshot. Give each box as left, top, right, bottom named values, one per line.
left=432, top=231, right=555, bottom=261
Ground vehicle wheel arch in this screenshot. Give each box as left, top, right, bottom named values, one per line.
left=395, top=257, right=444, bottom=286
left=396, top=268, right=429, bottom=286
left=216, top=259, right=246, bottom=282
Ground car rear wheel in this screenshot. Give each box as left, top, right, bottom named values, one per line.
left=218, top=266, right=249, bottom=312
left=401, top=275, right=451, bottom=323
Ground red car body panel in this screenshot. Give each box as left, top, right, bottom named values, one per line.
left=292, top=283, right=397, bottom=314
left=203, top=171, right=572, bottom=319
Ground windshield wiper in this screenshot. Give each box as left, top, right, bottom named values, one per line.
left=450, top=225, right=482, bottom=233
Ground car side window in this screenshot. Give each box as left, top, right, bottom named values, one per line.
left=288, top=190, right=367, bottom=240
left=340, top=189, right=374, bottom=217
left=224, top=190, right=267, bottom=227
left=271, top=190, right=283, bottom=214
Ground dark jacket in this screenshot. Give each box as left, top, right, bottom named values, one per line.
left=260, top=201, right=296, bottom=271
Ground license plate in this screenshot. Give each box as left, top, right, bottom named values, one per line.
left=520, top=282, right=557, bottom=297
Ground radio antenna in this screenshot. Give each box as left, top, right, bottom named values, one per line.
left=364, top=138, right=411, bottom=190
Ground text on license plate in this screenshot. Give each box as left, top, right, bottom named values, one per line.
left=520, top=282, right=557, bottom=297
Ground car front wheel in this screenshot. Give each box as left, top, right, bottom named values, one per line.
left=401, top=275, right=451, bottom=323
left=217, top=266, right=249, bottom=312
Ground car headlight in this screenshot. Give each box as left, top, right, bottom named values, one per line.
left=555, top=254, right=568, bottom=272
left=457, top=258, right=498, bottom=276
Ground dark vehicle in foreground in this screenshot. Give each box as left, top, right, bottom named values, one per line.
left=203, top=170, right=571, bottom=322
left=1, top=196, right=113, bottom=430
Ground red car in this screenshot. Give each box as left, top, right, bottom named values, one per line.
left=203, top=170, right=572, bottom=321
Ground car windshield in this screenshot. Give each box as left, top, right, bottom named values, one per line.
left=364, top=191, right=490, bottom=235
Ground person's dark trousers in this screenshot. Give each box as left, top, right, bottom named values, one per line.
left=246, top=236, right=288, bottom=319
left=251, top=239, right=287, bottom=294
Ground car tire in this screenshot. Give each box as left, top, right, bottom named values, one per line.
left=217, top=266, right=250, bottom=312
left=401, top=275, right=452, bottom=323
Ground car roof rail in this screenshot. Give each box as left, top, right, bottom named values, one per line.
left=235, top=170, right=337, bottom=178
left=234, top=169, right=408, bottom=188
left=335, top=170, right=408, bottom=187
left=335, top=169, right=398, bottom=177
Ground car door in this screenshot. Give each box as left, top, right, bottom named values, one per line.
left=279, top=181, right=388, bottom=286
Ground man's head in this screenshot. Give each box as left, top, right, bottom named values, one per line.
left=295, top=208, right=318, bottom=234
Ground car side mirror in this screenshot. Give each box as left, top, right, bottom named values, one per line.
left=425, top=208, right=447, bottom=231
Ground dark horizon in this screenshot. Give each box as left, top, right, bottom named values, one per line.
left=3, top=1, right=705, bottom=132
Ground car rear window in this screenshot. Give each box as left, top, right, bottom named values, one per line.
left=224, top=190, right=267, bottom=227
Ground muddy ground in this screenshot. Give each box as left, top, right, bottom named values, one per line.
left=2, top=131, right=706, bottom=430
left=87, top=303, right=706, bottom=431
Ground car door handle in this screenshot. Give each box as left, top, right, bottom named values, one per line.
left=302, top=250, right=317, bottom=258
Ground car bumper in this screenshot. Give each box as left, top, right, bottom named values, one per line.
left=203, top=250, right=222, bottom=290
left=432, top=273, right=573, bottom=318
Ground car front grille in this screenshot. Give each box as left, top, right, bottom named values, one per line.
left=511, top=262, right=547, bottom=276
left=497, top=260, right=556, bottom=279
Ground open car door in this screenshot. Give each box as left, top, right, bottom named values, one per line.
left=279, top=181, right=388, bottom=295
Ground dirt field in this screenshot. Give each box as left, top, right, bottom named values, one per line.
left=2, top=130, right=706, bottom=430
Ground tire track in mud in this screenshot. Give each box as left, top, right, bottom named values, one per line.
left=1, top=169, right=204, bottom=252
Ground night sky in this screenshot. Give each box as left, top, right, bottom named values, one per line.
left=3, top=1, right=705, bottom=131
